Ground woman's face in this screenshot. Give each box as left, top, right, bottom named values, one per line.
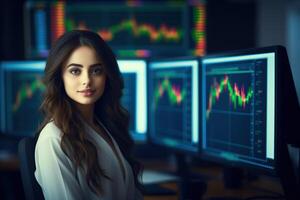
left=62, top=46, right=106, bottom=107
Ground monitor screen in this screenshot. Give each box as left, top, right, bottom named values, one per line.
left=118, top=60, right=147, bottom=142
left=201, top=48, right=277, bottom=171
left=0, top=61, right=46, bottom=137
left=148, top=58, right=199, bottom=153
left=24, top=1, right=206, bottom=59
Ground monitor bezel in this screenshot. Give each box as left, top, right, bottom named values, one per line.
left=117, top=59, right=148, bottom=143
left=0, top=62, right=4, bottom=134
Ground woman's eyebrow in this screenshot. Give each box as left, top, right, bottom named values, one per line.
left=90, top=63, right=103, bottom=68
left=66, top=63, right=83, bottom=68
left=66, top=63, right=103, bottom=68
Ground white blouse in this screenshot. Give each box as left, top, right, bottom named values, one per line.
left=34, top=121, right=143, bottom=200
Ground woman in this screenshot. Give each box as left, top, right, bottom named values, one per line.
left=34, top=30, right=143, bottom=200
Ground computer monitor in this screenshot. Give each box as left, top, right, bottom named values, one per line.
left=118, top=60, right=147, bottom=142
left=148, top=58, right=200, bottom=153
left=0, top=61, right=45, bottom=137
left=200, top=46, right=300, bottom=175
left=24, top=1, right=206, bottom=59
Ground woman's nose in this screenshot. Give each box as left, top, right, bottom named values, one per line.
left=82, top=72, right=91, bottom=86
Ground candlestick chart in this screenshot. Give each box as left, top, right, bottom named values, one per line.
left=5, top=71, right=45, bottom=135
left=25, top=2, right=206, bottom=58
left=206, top=75, right=254, bottom=119
left=203, top=59, right=267, bottom=159
left=149, top=67, right=193, bottom=146
left=65, top=4, right=185, bottom=48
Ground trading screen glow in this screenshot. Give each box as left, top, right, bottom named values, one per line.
left=118, top=60, right=147, bottom=141
left=25, top=1, right=206, bottom=58
left=202, top=53, right=275, bottom=170
left=0, top=61, right=45, bottom=136
left=148, top=60, right=199, bottom=152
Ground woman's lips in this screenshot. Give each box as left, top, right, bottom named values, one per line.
left=78, top=89, right=95, bottom=97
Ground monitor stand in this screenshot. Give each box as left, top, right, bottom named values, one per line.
left=176, top=154, right=244, bottom=200
left=207, top=167, right=244, bottom=200
left=222, top=167, right=244, bottom=189
left=175, top=153, right=208, bottom=200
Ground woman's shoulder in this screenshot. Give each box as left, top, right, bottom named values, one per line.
left=35, top=121, right=73, bottom=174
left=37, top=121, right=63, bottom=142
left=35, top=121, right=64, bottom=157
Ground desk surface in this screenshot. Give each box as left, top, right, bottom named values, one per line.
left=0, top=151, right=19, bottom=171
left=0, top=153, right=284, bottom=200
left=142, top=160, right=284, bottom=200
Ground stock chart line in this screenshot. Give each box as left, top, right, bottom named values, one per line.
left=66, top=17, right=182, bottom=42
left=206, top=75, right=253, bottom=119
left=154, top=78, right=186, bottom=108
left=13, top=78, right=45, bottom=112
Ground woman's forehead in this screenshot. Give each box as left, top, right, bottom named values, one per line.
left=64, top=46, right=103, bottom=67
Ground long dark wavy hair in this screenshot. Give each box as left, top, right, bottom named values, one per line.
left=37, top=30, right=142, bottom=195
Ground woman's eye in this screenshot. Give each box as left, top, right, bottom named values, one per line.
left=92, top=68, right=103, bottom=75
left=70, top=68, right=81, bottom=75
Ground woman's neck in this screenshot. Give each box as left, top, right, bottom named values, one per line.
left=76, top=104, right=94, bottom=124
